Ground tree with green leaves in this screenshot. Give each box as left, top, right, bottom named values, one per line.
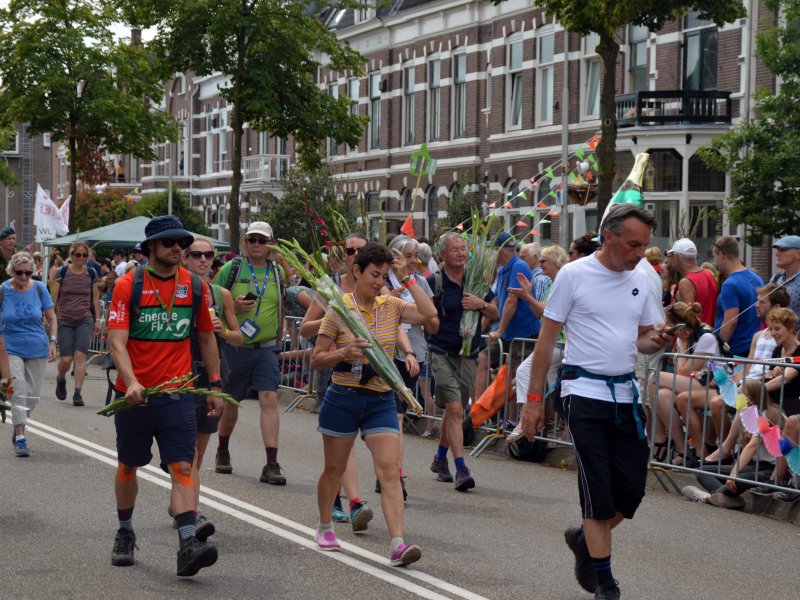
left=123, top=0, right=368, bottom=250
left=0, top=1, right=179, bottom=230
left=697, top=0, right=800, bottom=245
left=0, top=124, right=19, bottom=187
left=75, top=189, right=136, bottom=232
left=494, top=1, right=745, bottom=216
left=135, top=188, right=211, bottom=236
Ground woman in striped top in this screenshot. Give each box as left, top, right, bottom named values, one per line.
left=312, top=243, right=438, bottom=567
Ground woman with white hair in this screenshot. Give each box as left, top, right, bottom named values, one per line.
left=1, top=252, right=58, bottom=456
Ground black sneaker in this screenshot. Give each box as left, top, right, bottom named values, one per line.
left=55, top=376, right=67, bottom=401
left=196, top=515, right=216, bottom=542
left=260, top=462, right=286, bottom=485
left=111, top=528, right=137, bottom=567
left=774, top=489, right=800, bottom=503
left=430, top=457, right=453, bottom=482
left=215, top=449, right=233, bottom=474
left=564, top=526, right=597, bottom=593
left=454, top=466, right=475, bottom=492
left=594, top=579, right=620, bottom=600
left=72, top=391, right=84, bottom=407
left=176, top=537, right=218, bottom=577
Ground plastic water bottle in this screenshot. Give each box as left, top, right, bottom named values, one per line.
left=351, top=357, right=363, bottom=378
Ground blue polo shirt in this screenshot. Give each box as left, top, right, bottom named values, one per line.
left=426, top=269, right=489, bottom=359
left=496, top=255, right=540, bottom=341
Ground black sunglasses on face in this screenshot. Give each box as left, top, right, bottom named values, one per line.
left=72, top=252, right=88, bottom=258
left=246, top=236, right=272, bottom=245
left=345, top=247, right=360, bottom=256
left=15, top=270, right=33, bottom=277
left=188, top=251, right=215, bottom=259
left=159, top=237, right=192, bottom=249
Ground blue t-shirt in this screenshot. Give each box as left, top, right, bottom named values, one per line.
left=1, top=280, right=53, bottom=359
left=496, top=255, right=540, bottom=341
left=715, top=269, right=764, bottom=356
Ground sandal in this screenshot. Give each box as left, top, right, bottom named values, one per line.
left=652, top=441, right=672, bottom=462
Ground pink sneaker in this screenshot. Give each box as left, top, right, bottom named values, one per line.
left=315, top=528, right=341, bottom=552
left=389, top=543, right=421, bottom=567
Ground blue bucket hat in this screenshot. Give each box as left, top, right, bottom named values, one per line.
left=141, top=215, right=193, bottom=255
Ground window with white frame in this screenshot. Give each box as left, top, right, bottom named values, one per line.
left=683, top=19, right=718, bottom=91
left=42, top=133, right=51, bottom=148
left=328, top=83, right=338, bottom=156
left=485, top=61, right=492, bottom=110
left=537, top=33, right=555, bottom=125
left=355, top=6, right=373, bottom=24
left=205, top=127, right=213, bottom=174
left=2, top=132, right=19, bottom=154
left=428, top=60, right=441, bottom=141
left=348, top=78, right=360, bottom=116
left=629, top=25, right=649, bottom=93
left=452, top=53, right=466, bottom=137
left=369, top=72, right=381, bottom=150
left=583, top=33, right=601, bottom=118
left=507, top=39, right=523, bottom=129
left=404, top=65, right=415, bottom=145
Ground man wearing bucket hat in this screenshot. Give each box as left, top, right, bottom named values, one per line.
left=213, top=221, right=288, bottom=485
left=770, top=235, right=800, bottom=319
left=0, top=226, right=16, bottom=283
left=107, top=215, right=224, bottom=576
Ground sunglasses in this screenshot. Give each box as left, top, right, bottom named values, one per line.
left=246, top=236, right=273, bottom=245
left=188, top=250, right=215, bottom=260
left=345, top=247, right=360, bottom=256
left=14, top=270, right=33, bottom=277
left=159, top=237, right=192, bottom=249
left=72, top=252, right=88, bottom=258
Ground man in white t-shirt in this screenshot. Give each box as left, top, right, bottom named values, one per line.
left=520, top=204, right=673, bottom=600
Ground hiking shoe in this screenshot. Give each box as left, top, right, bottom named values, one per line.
left=215, top=449, right=233, bottom=474
left=72, top=391, right=84, bottom=407
left=389, top=543, right=421, bottom=567
left=594, top=579, right=621, bottom=600
left=176, top=537, right=218, bottom=576
left=773, top=489, right=800, bottom=503
left=14, top=437, right=29, bottom=457
left=196, top=515, right=215, bottom=542
left=454, top=466, right=475, bottom=492
left=111, top=528, right=137, bottom=567
left=55, top=376, right=67, bottom=401
left=350, top=501, right=373, bottom=533
left=707, top=491, right=746, bottom=510
left=682, top=485, right=710, bottom=503
left=430, top=457, right=453, bottom=483
left=260, top=462, right=286, bottom=485
left=315, top=528, right=341, bottom=552
left=564, top=526, right=597, bottom=593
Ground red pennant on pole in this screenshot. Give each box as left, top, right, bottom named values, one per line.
left=515, top=220, right=529, bottom=227
left=400, top=214, right=415, bottom=237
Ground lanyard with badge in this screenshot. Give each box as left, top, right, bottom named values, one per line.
left=240, top=258, right=269, bottom=340
left=145, top=267, right=178, bottom=331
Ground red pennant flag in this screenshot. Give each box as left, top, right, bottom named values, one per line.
left=488, top=202, right=497, bottom=209
left=504, top=201, right=513, bottom=209
left=547, top=210, right=559, bottom=216
left=588, top=135, right=600, bottom=150
left=537, top=201, right=547, bottom=208
left=400, top=214, right=415, bottom=237
left=586, top=171, right=594, bottom=181
left=515, top=220, right=529, bottom=227
left=456, top=223, right=464, bottom=231
left=529, top=229, right=539, bottom=236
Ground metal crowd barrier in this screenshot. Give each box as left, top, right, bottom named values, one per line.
left=280, top=315, right=317, bottom=412
left=86, top=300, right=109, bottom=366
left=648, top=351, right=799, bottom=496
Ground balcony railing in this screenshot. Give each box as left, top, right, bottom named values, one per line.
left=242, top=154, right=291, bottom=183
left=616, top=90, right=732, bottom=127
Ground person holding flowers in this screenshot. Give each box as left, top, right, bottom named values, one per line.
left=311, top=242, right=438, bottom=566
left=107, top=215, right=224, bottom=577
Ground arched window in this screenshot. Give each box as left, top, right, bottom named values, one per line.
left=689, top=154, right=725, bottom=192
left=399, top=188, right=412, bottom=212
left=645, top=149, right=682, bottom=192
left=366, top=191, right=381, bottom=213
left=506, top=180, right=521, bottom=208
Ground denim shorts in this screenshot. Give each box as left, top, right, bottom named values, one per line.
left=318, top=384, right=400, bottom=438
left=224, top=344, right=279, bottom=400
left=114, top=393, right=197, bottom=467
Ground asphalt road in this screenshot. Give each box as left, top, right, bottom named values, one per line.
left=1, top=363, right=797, bottom=600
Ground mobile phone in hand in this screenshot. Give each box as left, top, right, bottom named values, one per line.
left=244, top=292, right=258, bottom=302
left=665, top=323, right=687, bottom=334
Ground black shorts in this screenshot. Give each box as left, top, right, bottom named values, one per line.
left=560, top=394, right=649, bottom=520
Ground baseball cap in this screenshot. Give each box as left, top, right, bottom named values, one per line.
left=666, top=238, right=697, bottom=257
left=772, top=235, right=800, bottom=250
left=245, top=221, right=274, bottom=239
left=492, top=231, right=517, bottom=250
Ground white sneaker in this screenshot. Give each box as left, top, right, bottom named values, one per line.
left=682, top=485, right=710, bottom=503
left=506, top=425, right=524, bottom=443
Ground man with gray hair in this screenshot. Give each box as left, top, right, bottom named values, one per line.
left=666, top=237, right=718, bottom=326
left=520, top=242, right=552, bottom=304
left=520, top=204, right=673, bottom=600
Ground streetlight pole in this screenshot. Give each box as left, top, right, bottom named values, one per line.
left=559, top=27, right=570, bottom=250
left=168, top=141, right=173, bottom=215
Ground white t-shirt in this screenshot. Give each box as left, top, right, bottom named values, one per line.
left=114, top=261, right=127, bottom=277
left=637, top=257, right=665, bottom=325
left=544, top=254, right=656, bottom=402
left=692, top=332, right=720, bottom=356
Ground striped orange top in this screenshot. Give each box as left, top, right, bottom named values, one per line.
left=318, top=293, right=408, bottom=392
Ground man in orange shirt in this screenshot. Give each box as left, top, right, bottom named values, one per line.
left=107, top=215, right=224, bottom=577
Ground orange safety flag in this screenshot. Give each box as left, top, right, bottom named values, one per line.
left=588, top=135, right=600, bottom=150
left=470, top=365, right=514, bottom=428
left=400, top=214, right=415, bottom=237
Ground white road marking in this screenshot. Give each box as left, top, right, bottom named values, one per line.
left=26, top=418, right=490, bottom=600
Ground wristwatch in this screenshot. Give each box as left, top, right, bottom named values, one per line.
left=49, top=335, right=57, bottom=342
left=481, top=301, right=488, bottom=311
left=406, top=350, right=417, bottom=357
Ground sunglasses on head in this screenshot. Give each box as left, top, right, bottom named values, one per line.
left=188, top=250, right=215, bottom=259
left=159, top=237, right=192, bottom=249
left=14, top=270, right=33, bottom=277
left=72, top=252, right=88, bottom=258
left=246, top=236, right=273, bottom=245
left=345, top=247, right=360, bottom=256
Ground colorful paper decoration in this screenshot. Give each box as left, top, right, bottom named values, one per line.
left=529, top=229, right=539, bottom=236
left=718, top=380, right=737, bottom=408
left=515, top=220, right=529, bottom=227
left=735, top=394, right=748, bottom=411
left=780, top=437, right=794, bottom=456
left=757, top=416, right=771, bottom=434
left=400, top=214, right=415, bottom=237
left=545, top=166, right=555, bottom=179
left=547, top=210, right=559, bottom=216
left=526, top=209, right=537, bottom=217
left=763, top=426, right=783, bottom=457
left=504, top=201, right=513, bottom=209
left=488, top=202, right=497, bottom=209
left=538, top=219, right=551, bottom=225
left=787, top=447, right=800, bottom=475
left=576, top=147, right=585, bottom=160
left=588, top=135, right=600, bottom=150
left=456, top=223, right=464, bottom=231
left=741, top=405, right=760, bottom=434
left=537, top=201, right=547, bottom=208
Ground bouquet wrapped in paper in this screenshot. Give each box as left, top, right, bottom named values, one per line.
left=0, top=378, right=13, bottom=423
left=276, top=239, right=424, bottom=415
left=97, top=373, right=238, bottom=417
left=460, top=211, right=504, bottom=356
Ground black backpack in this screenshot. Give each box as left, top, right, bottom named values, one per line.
left=506, top=437, right=549, bottom=463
